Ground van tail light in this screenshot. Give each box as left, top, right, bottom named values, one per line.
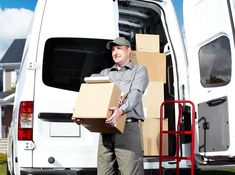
left=18, top=101, right=34, bottom=140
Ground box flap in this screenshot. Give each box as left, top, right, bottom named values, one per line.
left=84, top=76, right=110, bottom=83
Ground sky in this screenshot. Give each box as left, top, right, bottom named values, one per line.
left=172, top=0, right=183, bottom=27
left=0, top=0, right=183, bottom=59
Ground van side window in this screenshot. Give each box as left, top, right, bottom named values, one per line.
left=42, top=38, right=114, bottom=91
left=199, top=36, right=231, bottom=87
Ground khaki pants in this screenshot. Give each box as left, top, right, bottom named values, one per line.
left=97, top=122, right=144, bottom=175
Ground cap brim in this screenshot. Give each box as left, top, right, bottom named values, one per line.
left=106, top=41, right=114, bottom=50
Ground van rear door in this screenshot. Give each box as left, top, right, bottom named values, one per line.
left=32, top=0, right=118, bottom=169
left=183, top=0, right=235, bottom=158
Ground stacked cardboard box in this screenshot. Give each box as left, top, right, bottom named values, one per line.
left=131, top=51, right=166, bottom=83
left=132, top=34, right=168, bottom=156
left=140, top=118, right=168, bottom=156
left=135, top=34, right=160, bottom=52
left=142, top=81, right=164, bottom=118
left=72, top=80, right=126, bottom=134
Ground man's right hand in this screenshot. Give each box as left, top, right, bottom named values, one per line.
left=71, top=116, right=81, bottom=125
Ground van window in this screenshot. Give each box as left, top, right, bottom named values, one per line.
left=199, top=36, right=231, bottom=87
left=42, top=38, right=114, bottom=91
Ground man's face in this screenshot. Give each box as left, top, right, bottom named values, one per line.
left=111, top=45, right=131, bottom=67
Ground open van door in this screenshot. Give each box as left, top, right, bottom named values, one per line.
left=32, top=0, right=118, bottom=170
left=183, top=0, right=235, bottom=160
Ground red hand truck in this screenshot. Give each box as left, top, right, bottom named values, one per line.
left=159, top=100, right=195, bottom=175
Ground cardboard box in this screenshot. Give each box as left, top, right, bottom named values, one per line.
left=131, top=51, right=166, bottom=82
left=136, top=34, right=160, bottom=52
left=143, top=82, right=164, bottom=118
left=141, top=118, right=168, bottom=156
left=72, top=82, right=126, bottom=134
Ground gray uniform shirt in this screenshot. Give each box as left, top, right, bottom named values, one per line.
left=94, top=61, right=149, bottom=121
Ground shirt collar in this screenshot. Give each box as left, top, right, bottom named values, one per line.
left=111, top=61, right=134, bottom=71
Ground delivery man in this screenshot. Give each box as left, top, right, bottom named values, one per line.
left=72, top=37, right=149, bottom=175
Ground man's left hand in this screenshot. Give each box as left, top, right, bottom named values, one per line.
left=106, top=106, right=124, bottom=127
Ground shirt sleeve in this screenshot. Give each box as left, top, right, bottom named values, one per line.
left=120, top=89, right=142, bottom=113
left=120, top=65, right=149, bottom=113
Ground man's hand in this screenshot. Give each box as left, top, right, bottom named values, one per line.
left=71, top=116, right=81, bottom=125
left=106, top=106, right=124, bottom=127
left=118, top=93, right=125, bottom=107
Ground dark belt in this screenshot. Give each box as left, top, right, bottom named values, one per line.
left=126, top=118, right=139, bottom=123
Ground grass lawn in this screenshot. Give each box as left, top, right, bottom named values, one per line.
left=0, top=163, right=6, bottom=175
left=201, top=169, right=235, bottom=175
left=1, top=163, right=235, bottom=175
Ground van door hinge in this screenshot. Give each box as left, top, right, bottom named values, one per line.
left=27, top=62, right=39, bottom=70
left=24, top=141, right=36, bottom=150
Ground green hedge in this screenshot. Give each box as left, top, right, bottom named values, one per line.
left=0, top=153, right=7, bottom=164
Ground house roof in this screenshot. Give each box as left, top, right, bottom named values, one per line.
left=0, top=91, right=14, bottom=105
left=0, top=39, right=25, bottom=68
left=0, top=91, right=13, bottom=99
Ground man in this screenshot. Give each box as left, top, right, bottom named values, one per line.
left=72, top=37, right=149, bottom=175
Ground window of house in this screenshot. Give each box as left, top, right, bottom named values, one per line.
left=199, top=36, right=231, bottom=87
left=42, top=38, right=114, bottom=91
left=11, top=71, right=17, bottom=88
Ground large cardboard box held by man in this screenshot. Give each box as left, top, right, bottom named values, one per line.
left=72, top=82, right=126, bottom=134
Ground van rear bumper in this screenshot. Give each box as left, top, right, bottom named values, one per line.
left=20, top=169, right=97, bottom=175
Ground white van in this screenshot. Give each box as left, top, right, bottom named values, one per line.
left=7, top=0, right=235, bottom=174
